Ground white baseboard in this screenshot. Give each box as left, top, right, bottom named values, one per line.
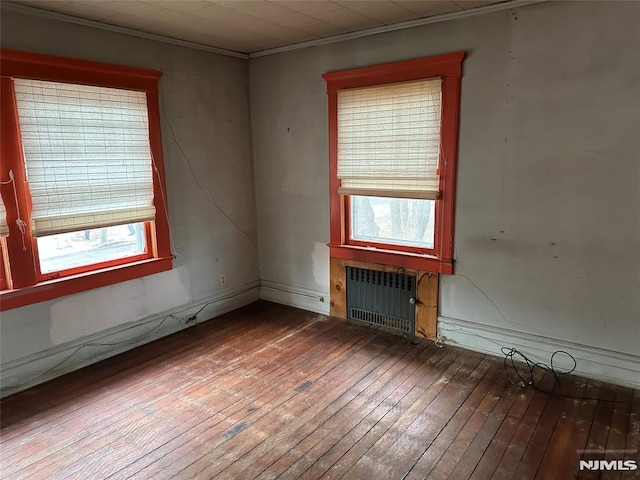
left=260, top=279, right=330, bottom=315
left=438, top=315, right=640, bottom=389
left=0, top=282, right=260, bottom=398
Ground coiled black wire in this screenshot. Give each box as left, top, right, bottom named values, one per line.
left=501, top=347, right=634, bottom=404
left=501, top=347, right=576, bottom=388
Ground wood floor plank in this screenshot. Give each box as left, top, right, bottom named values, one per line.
left=2, top=307, right=327, bottom=478
left=1, top=310, right=327, bottom=477
left=421, top=363, right=516, bottom=480
left=0, top=301, right=637, bottom=480
left=285, top=342, right=442, bottom=480
left=250, top=340, right=436, bottom=480
left=258, top=346, right=459, bottom=480
left=3, top=323, right=333, bottom=479
left=314, top=349, right=465, bottom=480
left=401, top=361, right=506, bottom=480
left=576, top=381, right=620, bottom=479
left=151, top=329, right=414, bottom=479
left=377, top=357, right=499, bottom=480
left=464, top=376, right=538, bottom=479
left=340, top=352, right=488, bottom=479
left=0, top=303, right=264, bottom=414
left=511, top=371, right=583, bottom=480
left=490, top=372, right=556, bottom=480
left=534, top=377, right=601, bottom=480
left=212, top=339, right=434, bottom=478
left=600, top=387, right=635, bottom=480
left=103, top=316, right=375, bottom=480
left=621, top=389, right=640, bottom=480
left=109, top=319, right=396, bottom=479
left=0, top=302, right=295, bottom=438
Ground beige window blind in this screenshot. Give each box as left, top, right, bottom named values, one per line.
left=13, top=79, right=155, bottom=237
left=337, top=77, right=442, bottom=199
left=0, top=196, right=8, bottom=237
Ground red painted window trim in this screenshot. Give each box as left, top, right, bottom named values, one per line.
left=0, top=49, right=172, bottom=311
left=0, top=49, right=161, bottom=92
left=322, top=52, right=465, bottom=274
left=0, top=258, right=173, bottom=311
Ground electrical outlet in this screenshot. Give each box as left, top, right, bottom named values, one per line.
left=219, top=274, right=226, bottom=286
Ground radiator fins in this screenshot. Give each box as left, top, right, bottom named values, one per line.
left=346, top=267, right=416, bottom=335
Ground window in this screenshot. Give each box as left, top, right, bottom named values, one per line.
left=0, top=49, right=172, bottom=310
left=322, top=53, right=465, bottom=274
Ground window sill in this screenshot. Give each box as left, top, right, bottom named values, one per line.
left=0, top=256, right=173, bottom=311
left=328, top=244, right=452, bottom=274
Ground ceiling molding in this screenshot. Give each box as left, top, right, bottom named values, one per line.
left=250, top=0, right=546, bottom=58
left=2, top=2, right=250, bottom=60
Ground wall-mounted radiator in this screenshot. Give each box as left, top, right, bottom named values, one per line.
left=346, top=266, right=416, bottom=335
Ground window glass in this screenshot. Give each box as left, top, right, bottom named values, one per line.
left=37, top=222, right=146, bottom=274
left=351, top=196, right=435, bottom=249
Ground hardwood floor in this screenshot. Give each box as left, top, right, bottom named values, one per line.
left=1, top=301, right=638, bottom=479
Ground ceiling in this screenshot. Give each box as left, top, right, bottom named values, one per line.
left=12, top=0, right=511, bottom=55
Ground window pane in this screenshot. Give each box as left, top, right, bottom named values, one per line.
left=37, top=223, right=146, bottom=274
left=351, top=196, right=435, bottom=249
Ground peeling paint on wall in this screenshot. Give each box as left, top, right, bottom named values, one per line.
left=312, top=241, right=329, bottom=288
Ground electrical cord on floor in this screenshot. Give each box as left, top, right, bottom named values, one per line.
left=502, top=347, right=576, bottom=387
left=501, top=347, right=634, bottom=404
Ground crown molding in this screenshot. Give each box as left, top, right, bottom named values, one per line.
left=250, top=0, right=546, bottom=58
left=2, top=2, right=250, bottom=60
